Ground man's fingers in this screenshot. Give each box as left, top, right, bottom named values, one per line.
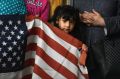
left=84, top=11, right=88, bottom=13
left=92, top=9, right=99, bottom=15
left=82, top=19, right=92, bottom=23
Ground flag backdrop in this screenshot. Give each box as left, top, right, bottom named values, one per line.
left=0, top=15, right=88, bottom=79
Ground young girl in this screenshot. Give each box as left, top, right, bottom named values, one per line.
left=24, top=0, right=50, bottom=21
left=49, top=5, right=88, bottom=65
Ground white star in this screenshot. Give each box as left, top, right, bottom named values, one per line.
left=17, top=20, right=21, bottom=24
left=14, top=25, right=18, bottom=30
left=8, top=20, right=13, bottom=25
left=18, top=46, right=21, bottom=50
left=12, top=62, right=16, bottom=67
left=19, top=30, right=24, bottom=34
left=22, top=40, right=24, bottom=44
left=6, top=35, right=12, bottom=40
left=0, top=48, right=2, bottom=51
left=2, top=41, right=7, bottom=46
left=12, top=41, right=17, bottom=45
left=13, top=52, right=17, bottom=56
left=2, top=52, right=7, bottom=57
left=17, top=35, right=21, bottom=40
left=2, top=63, right=6, bottom=67
left=1, top=31, right=6, bottom=35
left=8, top=57, right=12, bottom=61
left=21, top=51, right=23, bottom=54
left=11, top=31, right=15, bottom=35
left=5, top=25, right=9, bottom=30
left=17, top=56, right=20, bottom=60
left=0, top=58, right=2, bottom=62
left=8, top=46, right=13, bottom=51
left=0, top=20, right=3, bottom=25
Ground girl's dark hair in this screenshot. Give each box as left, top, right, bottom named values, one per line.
left=49, top=5, right=80, bottom=27
left=49, top=5, right=81, bottom=39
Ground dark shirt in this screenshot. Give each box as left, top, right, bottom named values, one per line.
left=70, top=0, right=120, bottom=78
left=70, top=0, right=120, bottom=46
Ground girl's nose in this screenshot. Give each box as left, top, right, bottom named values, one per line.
left=65, top=21, right=70, bottom=27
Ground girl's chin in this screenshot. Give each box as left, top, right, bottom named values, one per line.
left=63, top=29, right=71, bottom=33
left=64, top=30, right=70, bottom=33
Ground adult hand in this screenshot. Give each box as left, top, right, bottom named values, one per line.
left=80, top=9, right=106, bottom=27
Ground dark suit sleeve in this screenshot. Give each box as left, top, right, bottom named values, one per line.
left=104, top=0, right=120, bottom=35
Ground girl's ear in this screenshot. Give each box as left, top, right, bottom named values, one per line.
left=55, top=20, right=59, bottom=28
left=56, top=17, right=60, bottom=24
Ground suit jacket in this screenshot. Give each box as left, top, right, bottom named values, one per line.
left=70, top=0, right=120, bottom=77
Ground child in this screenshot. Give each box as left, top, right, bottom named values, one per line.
left=49, top=5, right=88, bottom=65
left=24, top=0, right=50, bottom=21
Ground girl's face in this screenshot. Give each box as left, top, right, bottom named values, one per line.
left=56, top=17, right=75, bottom=33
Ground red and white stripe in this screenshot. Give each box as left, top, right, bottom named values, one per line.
left=0, top=16, right=88, bottom=79
left=23, top=17, right=88, bottom=79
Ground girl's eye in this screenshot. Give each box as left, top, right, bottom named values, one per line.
left=62, top=19, right=66, bottom=22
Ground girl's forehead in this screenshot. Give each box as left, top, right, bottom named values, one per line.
left=60, top=17, right=74, bottom=20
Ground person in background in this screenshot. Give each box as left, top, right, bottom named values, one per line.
left=69, top=0, right=120, bottom=79
left=24, top=0, right=50, bottom=21
left=0, top=0, right=26, bottom=15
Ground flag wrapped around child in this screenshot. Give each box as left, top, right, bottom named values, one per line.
left=23, top=15, right=88, bottom=79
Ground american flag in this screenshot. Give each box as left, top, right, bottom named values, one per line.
left=0, top=15, right=88, bottom=79
left=0, top=14, right=27, bottom=79
left=23, top=15, right=88, bottom=79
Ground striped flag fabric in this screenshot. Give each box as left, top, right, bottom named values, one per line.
left=23, top=15, right=88, bottom=79
left=0, top=14, right=88, bottom=79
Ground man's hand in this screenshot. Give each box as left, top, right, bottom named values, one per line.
left=80, top=9, right=105, bottom=27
